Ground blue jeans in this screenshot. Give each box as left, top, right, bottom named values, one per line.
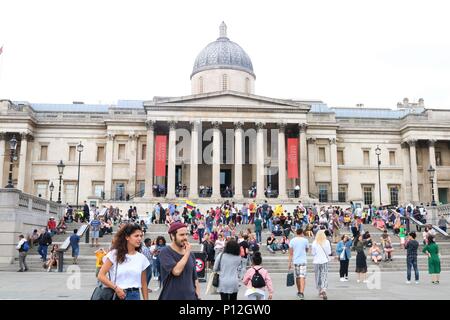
left=125, top=290, right=140, bottom=300
left=145, top=264, right=153, bottom=285
left=407, top=256, right=419, bottom=281
left=38, top=245, right=48, bottom=261
left=267, top=219, right=273, bottom=232
left=255, top=230, right=262, bottom=243
left=198, top=228, right=205, bottom=244
left=243, top=214, right=248, bottom=224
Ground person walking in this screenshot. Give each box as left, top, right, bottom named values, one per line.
left=97, top=224, right=149, bottom=300
left=353, top=233, right=368, bottom=283
left=213, top=239, right=242, bottom=301
left=141, top=238, right=153, bottom=292
left=83, top=201, right=90, bottom=223
left=288, top=228, right=309, bottom=300
left=16, top=235, right=29, bottom=272
left=404, top=231, right=419, bottom=284
left=242, top=252, right=273, bottom=300
left=90, top=216, right=101, bottom=247
left=254, top=213, right=263, bottom=244
left=336, top=234, right=352, bottom=281
left=69, top=229, right=80, bottom=264
left=158, top=222, right=200, bottom=300
left=37, top=228, right=52, bottom=262
left=422, top=235, right=441, bottom=284
left=202, top=233, right=215, bottom=270
left=311, top=230, right=332, bottom=300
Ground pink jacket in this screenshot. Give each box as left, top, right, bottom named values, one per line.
left=242, top=267, right=274, bottom=294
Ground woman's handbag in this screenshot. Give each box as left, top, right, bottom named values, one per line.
left=286, top=271, right=294, bottom=287
left=90, top=262, right=118, bottom=300
left=212, top=253, right=223, bottom=287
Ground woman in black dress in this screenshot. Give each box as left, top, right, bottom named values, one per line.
left=353, top=233, right=367, bottom=283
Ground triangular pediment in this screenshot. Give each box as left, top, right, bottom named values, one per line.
left=145, top=91, right=310, bottom=111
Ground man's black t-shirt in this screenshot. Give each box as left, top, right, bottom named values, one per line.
left=158, top=246, right=198, bottom=300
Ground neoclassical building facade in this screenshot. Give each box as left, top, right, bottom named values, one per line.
left=1, top=23, right=450, bottom=207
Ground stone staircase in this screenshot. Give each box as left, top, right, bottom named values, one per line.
left=1, top=221, right=449, bottom=273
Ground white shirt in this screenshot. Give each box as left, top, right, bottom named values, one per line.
left=105, top=249, right=150, bottom=289
left=311, top=240, right=332, bottom=264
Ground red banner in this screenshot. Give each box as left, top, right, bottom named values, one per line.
left=154, top=135, right=167, bottom=177
left=287, top=138, right=299, bottom=179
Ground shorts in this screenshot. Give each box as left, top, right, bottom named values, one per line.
left=400, top=237, right=405, bottom=244
left=72, top=247, right=79, bottom=257
left=294, top=264, right=307, bottom=278
left=91, top=231, right=99, bottom=239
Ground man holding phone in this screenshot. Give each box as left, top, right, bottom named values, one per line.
left=158, top=222, right=200, bottom=300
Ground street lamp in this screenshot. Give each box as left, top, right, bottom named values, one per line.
left=57, top=160, right=65, bottom=203
left=5, top=135, right=18, bottom=188
left=428, top=165, right=436, bottom=206
left=375, top=145, right=382, bottom=206
left=49, top=182, right=54, bottom=202
left=76, top=142, right=84, bottom=209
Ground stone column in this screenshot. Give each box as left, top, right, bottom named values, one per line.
left=189, top=121, right=200, bottom=199
left=104, top=134, right=115, bottom=200
left=401, top=142, right=412, bottom=203
left=277, top=123, right=287, bottom=199
left=307, top=138, right=316, bottom=196
left=166, top=121, right=177, bottom=199
left=17, top=133, right=29, bottom=191
left=408, top=139, right=419, bottom=202
left=428, top=139, right=439, bottom=203
left=299, top=124, right=309, bottom=197
left=128, top=133, right=138, bottom=197
left=234, top=121, right=244, bottom=199
left=0, top=133, right=5, bottom=187
left=144, top=120, right=155, bottom=198
left=212, top=121, right=222, bottom=199
left=330, top=137, right=339, bottom=201
left=256, top=122, right=265, bottom=199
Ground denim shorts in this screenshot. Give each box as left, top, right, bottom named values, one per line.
left=72, top=247, right=79, bottom=257
left=91, top=231, right=99, bottom=239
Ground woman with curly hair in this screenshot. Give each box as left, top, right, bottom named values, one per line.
left=97, top=223, right=149, bottom=300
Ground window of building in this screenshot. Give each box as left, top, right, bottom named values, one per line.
left=318, top=184, right=328, bottom=202
left=199, top=76, right=203, bottom=94
left=138, top=181, right=145, bottom=197
left=416, top=149, right=422, bottom=166
left=141, top=144, right=147, bottom=160
left=69, top=146, right=76, bottom=161
left=222, top=74, right=228, bottom=90
left=96, top=146, right=105, bottom=162
left=436, top=151, right=442, bottom=166
left=389, top=151, right=396, bottom=166
left=118, top=144, right=126, bottom=160
left=338, top=185, right=347, bottom=203
left=93, top=183, right=104, bottom=198
left=363, top=185, right=373, bottom=206
left=245, top=78, right=250, bottom=94
left=114, top=182, right=126, bottom=201
left=318, top=147, right=326, bottom=163
left=363, top=150, right=369, bottom=166
left=35, top=181, right=48, bottom=198
left=337, top=150, right=344, bottom=165
left=40, top=145, right=48, bottom=161
left=64, top=183, right=76, bottom=205
left=389, top=185, right=399, bottom=206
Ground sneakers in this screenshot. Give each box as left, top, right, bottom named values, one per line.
left=17, top=269, right=23, bottom=272
left=415, top=281, right=419, bottom=284
left=340, top=277, right=345, bottom=282
left=406, top=281, right=411, bottom=284
left=342, top=278, right=349, bottom=282
left=297, top=292, right=304, bottom=300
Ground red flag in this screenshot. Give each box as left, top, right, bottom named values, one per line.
left=154, top=135, right=167, bottom=177
left=287, top=138, right=299, bottom=179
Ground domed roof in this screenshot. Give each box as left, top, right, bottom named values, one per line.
left=191, top=22, right=255, bottom=79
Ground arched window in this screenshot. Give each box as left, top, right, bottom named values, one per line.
left=198, top=76, right=203, bottom=94
left=222, top=74, right=228, bottom=91
left=245, top=77, right=250, bottom=94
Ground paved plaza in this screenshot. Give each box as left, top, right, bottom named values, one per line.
left=0, top=271, right=448, bottom=300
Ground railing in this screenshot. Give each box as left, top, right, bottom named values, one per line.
left=18, top=193, right=29, bottom=208
left=57, top=224, right=89, bottom=272
left=32, top=197, right=48, bottom=212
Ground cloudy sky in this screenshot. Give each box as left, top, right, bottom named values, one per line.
left=0, top=0, right=449, bottom=109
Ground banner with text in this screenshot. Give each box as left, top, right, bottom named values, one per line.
left=287, top=138, right=299, bottom=179
left=155, top=135, right=167, bottom=177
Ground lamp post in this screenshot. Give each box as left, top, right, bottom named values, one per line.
left=375, top=145, right=382, bottom=206
left=5, top=135, right=18, bottom=188
left=76, top=142, right=84, bottom=209
left=49, top=182, right=54, bottom=202
left=428, top=165, right=436, bottom=206
left=57, top=160, right=65, bottom=203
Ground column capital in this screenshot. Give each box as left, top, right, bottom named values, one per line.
left=307, top=137, right=316, bottom=144
left=233, top=121, right=244, bottom=129
left=128, top=132, right=138, bottom=141
left=255, top=122, right=265, bottom=131
left=211, top=121, right=222, bottom=129
left=428, top=139, right=437, bottom=147
left=20, top=132, right=33, bottom=142
left=277, top=122, right=287, bottom=132
left=168, top=120, right=178, bottom=130
left=0, top=132, right=6, bottom=140
left=407, top=139, right=417, bottom=147
left=145, top=120, right=155, bottom=130
left=190, top=120, right=201, bottom=130
left=329, top=137, right=337, bottom=145
left=298, top=123, right=308, bottom=133
left=107, top=133, right=116, bottom=141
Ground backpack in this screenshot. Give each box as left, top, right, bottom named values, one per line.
left=22, top=241, right=30, bottom=252
left=251, top=267, right=266, bottom=288
left=240, top=245, right=246, bottom=257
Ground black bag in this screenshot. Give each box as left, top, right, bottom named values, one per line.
left=91, top=261, right=118, bottom=300
left=212, top=253, right=223, bottom=288
left=286, top=271, right=294, bottom=287
left=251, top=267, right=266, bottom=288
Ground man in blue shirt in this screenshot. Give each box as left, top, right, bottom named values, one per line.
left=89, top=216, right=101, bottom=247
left=69, top=229, right=80, bottom=264
left=288, top=228, right=309, bottom=300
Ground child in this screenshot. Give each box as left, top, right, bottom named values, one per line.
left=95, top=248, right=107, bottom=279
left=399, top=224, right=406, bottom=249
left=242, top=252, right=273, bottom=300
